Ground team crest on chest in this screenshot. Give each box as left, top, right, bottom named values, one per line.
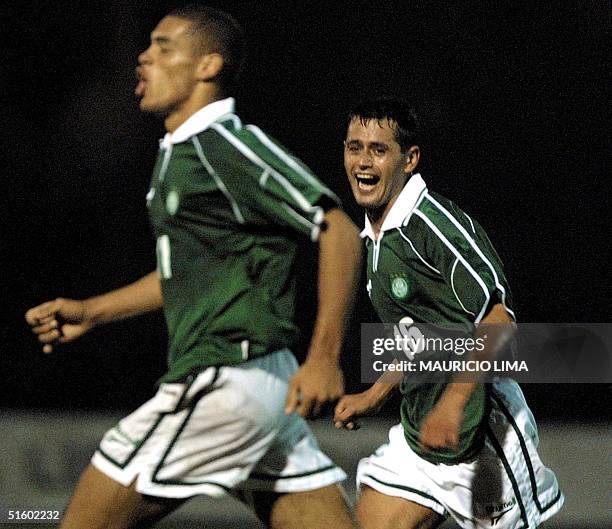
left=390, top=273, right=409, bottom=299
left=166, top=190, right=180, bottom=215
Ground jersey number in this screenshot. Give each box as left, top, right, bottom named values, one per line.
left=156, top=235, right=172, bottom=279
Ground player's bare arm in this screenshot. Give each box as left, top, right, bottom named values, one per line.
left=285, top=208, right=362, bottom=418
left=25, top=271, right=163, bottom=353
left=419, top=303, right=515, bottom=451
left=334, top=362, right=403, bottom=430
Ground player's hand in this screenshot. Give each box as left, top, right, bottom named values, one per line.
left=334, top=389, right=383, bottom=430
left=285, top=357, right=344, bottom=418
left=25, top=298, right=93, bottom=353
left=418, top=396, right=464, bottom=451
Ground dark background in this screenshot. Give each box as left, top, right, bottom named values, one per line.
left=2, top=1, right=609, bottom=420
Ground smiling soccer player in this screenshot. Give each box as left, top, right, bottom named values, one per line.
left=335, top=98, right=563, bottom=529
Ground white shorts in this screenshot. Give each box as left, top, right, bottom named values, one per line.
left=91, top=349, right=346, bottom=498
left=357, top=379, right=564, bottom=529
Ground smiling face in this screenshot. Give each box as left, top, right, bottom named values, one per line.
left=135, top=16, right=207, bottom=127
left=344, top=117, right=418, bottom=228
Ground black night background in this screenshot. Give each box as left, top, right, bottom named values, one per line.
left=2, top=1, right=609, bottom=424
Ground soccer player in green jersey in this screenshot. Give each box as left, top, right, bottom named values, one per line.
left=25, top=6, right=361, bottom=529
left=334, top=99, right=563, bottom=529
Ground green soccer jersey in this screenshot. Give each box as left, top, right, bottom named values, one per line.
left=363, top=173, right=515, bottom=464
left=147, top=98, right=339, bottom=383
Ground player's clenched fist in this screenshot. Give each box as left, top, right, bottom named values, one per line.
left=285, top=357, right=345, bottom=419
left=25, top=298, right=93, bottom=353
left=334, top=389, right=385, bottom=430
left=418, top=395, right=463, bottom=452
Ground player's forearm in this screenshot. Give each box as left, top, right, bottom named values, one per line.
left=443, top=303, right=516, bottom=406
left=83, top=271, right=163, bottom=327
left=368, top=361, right=403, bottom=403
left=307, top=208, right=362, bottom=362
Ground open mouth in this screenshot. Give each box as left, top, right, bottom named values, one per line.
left=135, top=68, right=147, bottom=97
left=135, top=79, right=146, bottom=97
left=355, top=173, right=380, bottom=190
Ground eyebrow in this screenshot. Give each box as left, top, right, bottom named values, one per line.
left=368, top=142, right=389, bottom=149
left=345, top=139, right=390, bottom=149
left=151, top=35, right=173, bottom=45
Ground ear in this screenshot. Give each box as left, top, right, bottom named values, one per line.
left=197, top=53, right=224, bottom=82
left=403, top=145, right=420, bottom=174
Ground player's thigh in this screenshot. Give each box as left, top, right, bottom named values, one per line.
left=249, top=484, right=357, bottom=529
left=60, top=464, right=184, bottom=529
left=356, top=485, right=446, bottom=529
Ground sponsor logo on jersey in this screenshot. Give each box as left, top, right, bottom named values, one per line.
left=490, top=506, right=513, bottom=526
left=390, top=274, right=409, bottom=299
left=480, top=498, right=517, bottom=526
left=166, top=190, right=180, bottom=215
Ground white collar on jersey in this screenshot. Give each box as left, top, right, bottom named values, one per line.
left=361, top=173, right=427, bottom=240
left=159, top=97, right=236, bottom=148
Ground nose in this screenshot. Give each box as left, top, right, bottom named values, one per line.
left=358, top=153, right=373, bottom=169
left=138, top=46, right=152, bottom=65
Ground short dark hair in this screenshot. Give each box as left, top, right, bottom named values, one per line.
left=167, top=4, right=246, bottom=90
left=347, top=98, right=419, bottom=152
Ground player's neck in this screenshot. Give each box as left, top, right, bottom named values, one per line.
left=367, top=197, right=399, bottom=239
left=367, top=208, right=389, bottom=239
left=366, top=178, right=409, bottom=239
left=164, top=85, right=225, bottom=133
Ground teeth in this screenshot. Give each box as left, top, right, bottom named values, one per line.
left=355, top=173, right=379, bottom=188
left=356, top=174, right=379, bottom=191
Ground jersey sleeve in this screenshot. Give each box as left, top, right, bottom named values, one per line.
left=202, top=122, right=341, bottom=241
left=404, top=194, right=515, bottom=323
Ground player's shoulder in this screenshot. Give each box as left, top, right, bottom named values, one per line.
left=210, top=116, right=337, bottom=195
left=201, top=115, right=299, bottom=169
left=396, top=190, right=479, bottom=259
left=203, top=114, right=289, bottom=157
left=419, top=190, right=467, bottom=219
left=196, top=112, right=247, bottom=148
left=416, top=190, right=479, bottom=236
left=192, top=114, right=272, bottom=174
